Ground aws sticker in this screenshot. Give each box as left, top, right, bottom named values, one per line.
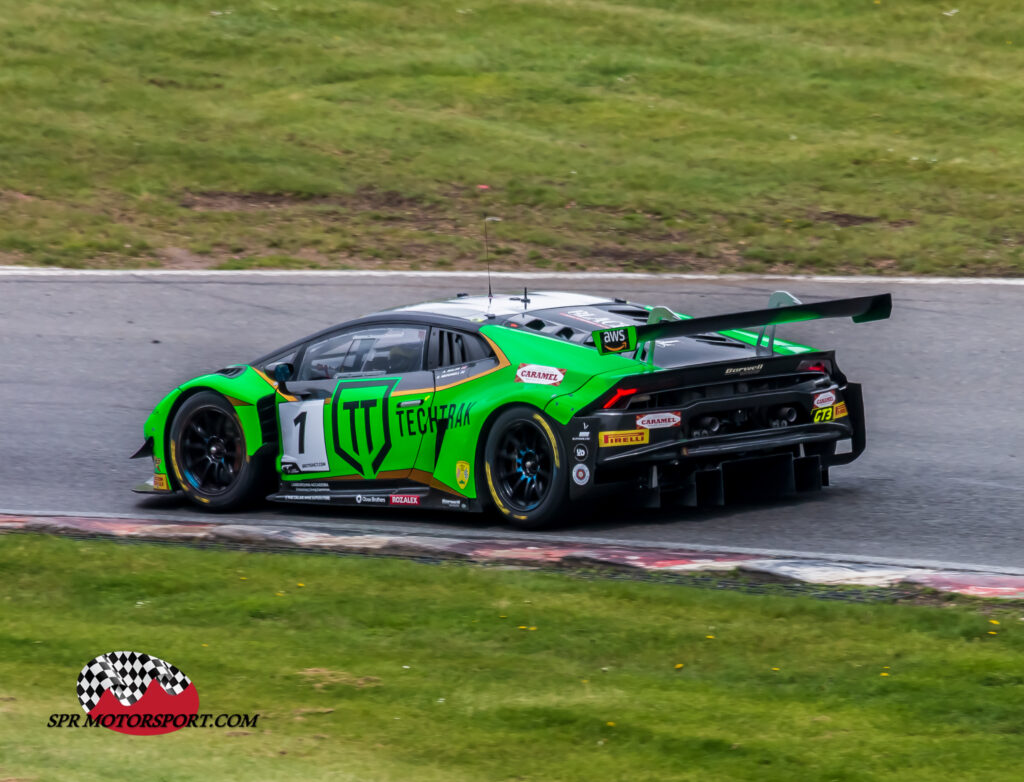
left=76, top=651, right=198, bottom=735
left=572, top=464, right=591, bottom=486
left=598, top=430, right=650, bottom=448
left=515, top=364, right=565, bottom=386
left=455, top=460, right=471, bottom=490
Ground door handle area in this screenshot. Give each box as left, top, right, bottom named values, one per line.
left=398, top=398, right=427, bottom=408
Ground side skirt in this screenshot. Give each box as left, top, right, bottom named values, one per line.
left=267, top=481, right=479, bottom=512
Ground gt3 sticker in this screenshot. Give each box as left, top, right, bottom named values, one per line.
left=279, top=399, right=330, bottom=473
left=572, top=464, right=591, bottom=486
left=455, top=460, right=471, bottom=490
left=515, top=364, right=566, bottom=386
left=812, top=391, right=836, bottom=409
left=635, top=412, right=681, bottom=430
left=813, top=403, right=848, bottom=422
left=598, top=430, right=650, bottom=447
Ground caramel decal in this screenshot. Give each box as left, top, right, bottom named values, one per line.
left=514, top=364, right=566, bottom=386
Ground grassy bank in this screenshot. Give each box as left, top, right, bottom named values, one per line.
left=1, top=1, right=1024, bottom=274
left=1, top=535, right=1022, bottom=781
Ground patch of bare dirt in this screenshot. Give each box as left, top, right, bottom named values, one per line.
left=813, top=211, right=914, bottom=228
left=297, top=669, right=380, bottom=689
left=180, top=187, right=427, bottom=213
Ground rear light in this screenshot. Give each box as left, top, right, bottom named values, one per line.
left=602, top=387, right=637, bottom=409
left=797, top=359, right=833, bottom=375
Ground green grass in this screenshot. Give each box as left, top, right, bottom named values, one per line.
left=2, top=535, right=1023, bottom=781
left=1, top=1, right=1024, bottom=274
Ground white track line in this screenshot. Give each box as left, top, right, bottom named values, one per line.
left=1, top=265, right=1023, bottom=285
left=3, top=507, right=1022, bottom=576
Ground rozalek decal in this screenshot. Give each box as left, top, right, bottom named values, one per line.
left=635, top=412, right=681, bottom=430
left=331, top=378, right=398, bottom=478
left=573, top=444, right=589, bottom=462
left=514, top=364, right=566, bottom=386
left=724, top=363, right=764, bottom=376
left=356, top=494, right=386, bottom=505
left=572, top=464, right=591, bottom=486
left=279, top=399, right=330, bottom=473
left=599, top=430, right=650, bottom=447
left=812, top=391, right=836, bottom=409
left=396, top=402, right=475, bottom=437
left=389, top=494, right=421, bottom=506
left=153, top=474, right=169, bottom=491
left=455, top=460, right=471, bottom=490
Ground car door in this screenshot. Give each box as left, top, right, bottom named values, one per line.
left=413, top=327, right=501, bottom=492
left=277, top=323, right=434, bottom=482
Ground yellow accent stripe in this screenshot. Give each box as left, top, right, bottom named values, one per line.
left=252, top=367, right=298, bottom=402
left=533, top=414, right=561, bottom=469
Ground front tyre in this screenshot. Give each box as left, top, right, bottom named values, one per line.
left=168, top=391, right=264, bottom=511
left=483, top=406, right=568, bottom=530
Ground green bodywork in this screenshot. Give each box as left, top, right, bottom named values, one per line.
left=142, top=317, right=812, bottom=501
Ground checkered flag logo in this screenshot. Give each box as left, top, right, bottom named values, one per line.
left=76, top=651, right=192, bottom=714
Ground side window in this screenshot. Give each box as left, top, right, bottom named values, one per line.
left=428, top=329, right=496, bottom=370
left=298, top=326, right=427, bottom=380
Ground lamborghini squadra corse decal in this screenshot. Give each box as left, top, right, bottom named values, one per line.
left=635, top=412, right=681, bottom=429
left=515, top=364, right=566, bottom=385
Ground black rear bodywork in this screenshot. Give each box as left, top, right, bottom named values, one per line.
left=562, top=350, right=865, bottom=508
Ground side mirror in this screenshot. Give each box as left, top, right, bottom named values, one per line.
left=273, top=362, right=294, bottom=393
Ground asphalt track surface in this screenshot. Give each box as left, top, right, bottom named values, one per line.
left=2, top=271, right=1022, bottom=569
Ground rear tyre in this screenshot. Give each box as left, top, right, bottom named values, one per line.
left=483, top=406, right=568, bottom=530
left=168, top=391, right=264, bottom=511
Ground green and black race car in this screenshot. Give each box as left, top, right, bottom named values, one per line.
left=133, top=289, right=891, bottom=528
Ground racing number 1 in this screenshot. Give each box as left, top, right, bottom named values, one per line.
left=293, top=411, right=306, bottom=454
left=279, top=400, right=329, bottom=473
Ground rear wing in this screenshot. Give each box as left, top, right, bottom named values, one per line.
left=592, top=293, right=892, bottom=356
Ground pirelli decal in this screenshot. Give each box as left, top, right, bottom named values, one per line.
left=599, top=429, right=650, bottom=448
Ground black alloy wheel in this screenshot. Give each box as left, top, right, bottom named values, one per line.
left=169, top=391, right=265, bottom=510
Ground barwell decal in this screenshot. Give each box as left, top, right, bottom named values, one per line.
left=724, top=363, right=764, bottom=376
left=514, top=364, right=566, bottom=386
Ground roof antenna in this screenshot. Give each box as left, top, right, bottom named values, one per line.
left=484, top=215, right=501, bottom=309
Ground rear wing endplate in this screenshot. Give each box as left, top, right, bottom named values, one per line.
left=592, top=293, right=892, bottom=356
